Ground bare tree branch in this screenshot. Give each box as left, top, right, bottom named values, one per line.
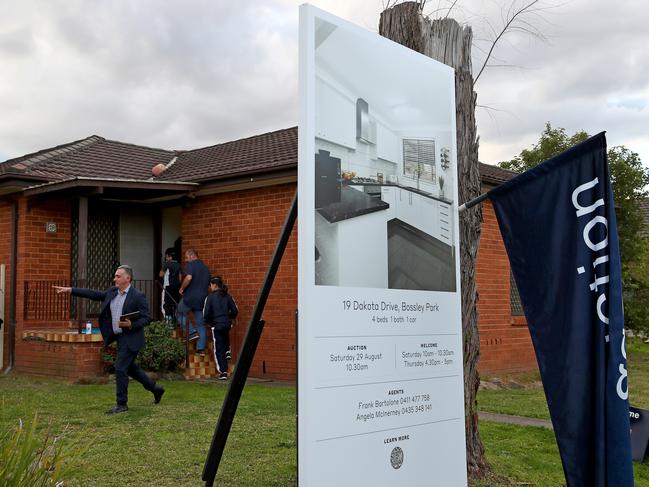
left=444, top=0, right=460, bottom=19
left=474, top=0, right=543, bottom=83
left=383, top=0, right=427, bottom=12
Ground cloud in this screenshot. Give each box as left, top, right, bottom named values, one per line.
left=0, top=0, right=648, bottom=170
left=471, top=0, right=649, bottom=163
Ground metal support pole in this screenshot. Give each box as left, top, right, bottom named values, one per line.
left=202, top=191, right=298, bottom=486
left=458, top=191, right=489, bottom=213
left=77, top=196, right=88, bottom=329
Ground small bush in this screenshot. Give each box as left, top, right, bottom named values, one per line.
left=100, top=343, right=117, bottom=374
left=136, top=321, right=186, bottom=372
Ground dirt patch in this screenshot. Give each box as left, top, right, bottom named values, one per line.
left=480, top=374, right=543, bottom=391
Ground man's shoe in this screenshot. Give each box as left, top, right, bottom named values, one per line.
left=188, top=331, right=199, bottom=341
left=197, top=350, right=206, bottom=357
left=106, top=404, right=128, bottom=415
left=153, top=386, right=165, bottom=404
left=219, top=372, right=228, bottom=380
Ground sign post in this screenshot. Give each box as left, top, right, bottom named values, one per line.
left=631, top=406, right=649, bottom=462
left=298, top=5, right=467, bottom=485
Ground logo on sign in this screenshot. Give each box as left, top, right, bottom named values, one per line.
left=390, top=446, right=404, bottom=469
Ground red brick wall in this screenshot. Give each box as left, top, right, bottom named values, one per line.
left=182, top=184, right=297, bottom=381
left=14, top=197, right=76, bottom=375
left=182, top=184, right=538, bottom=380
left=0, top=201, right=12, bottom=370
left=476, top=199, right=537, bottom=374
left=5, top=183, right=538, bottom=381
left=15, top=339, right=104, bottom=378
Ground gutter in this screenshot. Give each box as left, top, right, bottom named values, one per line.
left=23, top=176, right=198, bottom=197
left=193, top=167, right=297, bottom=197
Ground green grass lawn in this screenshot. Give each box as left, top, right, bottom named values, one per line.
left=0, top=377, right=296, bottom=486
left=477, top=337, right=649, bottom=486
left=1, top=338, right=648, bottom=486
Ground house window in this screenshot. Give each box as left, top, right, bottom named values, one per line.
left=403, top=139, right=436, bottom=183
left=510, top=271, right=524, bottom=316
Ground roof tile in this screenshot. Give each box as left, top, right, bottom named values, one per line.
left=2, top=126, right=518, bottom=190
left=159, top=127, right=297, bottom=182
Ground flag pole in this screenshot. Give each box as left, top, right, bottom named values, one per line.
left=458, top=192, right=489, bottom=213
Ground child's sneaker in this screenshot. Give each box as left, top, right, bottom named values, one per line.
left=219, top=372, right=228, bottom=380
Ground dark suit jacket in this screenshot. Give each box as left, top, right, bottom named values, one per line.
left=71, top=286, right=151, bottom=350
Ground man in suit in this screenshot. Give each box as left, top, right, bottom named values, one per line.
left=54, top=265, right=165, bottom=414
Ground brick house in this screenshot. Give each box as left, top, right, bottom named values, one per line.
left=0, top=127, right=535, bottom=380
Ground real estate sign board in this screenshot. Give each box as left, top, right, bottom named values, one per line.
left=298, top=5, right=467, bottom=485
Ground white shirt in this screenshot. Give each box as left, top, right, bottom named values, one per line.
left=110, top=285, right=130, bottom=334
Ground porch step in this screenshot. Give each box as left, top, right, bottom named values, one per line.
left=184, top=350, right=218, bottom=380
left=171, top=328, right=222, bottom=380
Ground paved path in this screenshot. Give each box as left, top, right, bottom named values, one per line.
left=479, top=411, right=553, bottom=429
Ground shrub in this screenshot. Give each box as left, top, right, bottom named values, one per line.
left=100, top=343, right=117, bottom=374
left=0, top=414, right=79, bottom=486
left=136, top=321, right=186, bottom=372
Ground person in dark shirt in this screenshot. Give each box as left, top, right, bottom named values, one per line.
left=178, top=248, right=210, bottom=355
left=159, top=248, right=181, bottom=325
left=203, top=276, right=238, bottom=380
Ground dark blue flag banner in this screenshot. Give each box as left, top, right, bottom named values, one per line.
left=488, top=132, right=633, bottom=486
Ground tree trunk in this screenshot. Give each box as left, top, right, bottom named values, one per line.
left=380, top=2, right=487, bottom=479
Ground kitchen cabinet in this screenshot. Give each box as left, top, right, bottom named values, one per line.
left=398, top=190, right=436, bottom=237
left=380, top=186, right=396, bottom=220
left=315, top=77, right=356, bottom=149
left=386, top=187, right=453, bottom=244
left=396, top=189, right=414, bottom=227
left=437, top=201, right=452, bottom=243
left=315, top=209, right=389, bottom=288
left=416, top=194, right=438, bottom=237
left=376, top=122, right=400, bottom=163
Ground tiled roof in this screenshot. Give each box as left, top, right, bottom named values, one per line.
left=0, top=136, right=175, bottom=181
left=160, top=127, right=297, bottom=182
left=1, top=126, right=516, bottom=189
left=479, top=162, right=518, bottom=185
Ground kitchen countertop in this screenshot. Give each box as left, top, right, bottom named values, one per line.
left=317, top=185, right=389, bottom=223
left=349, top=181, right=453, bottom=205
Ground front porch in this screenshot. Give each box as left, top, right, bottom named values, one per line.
left=20, top=279, right=220, bottom=380
left=11, top=176, right=214, bottom=380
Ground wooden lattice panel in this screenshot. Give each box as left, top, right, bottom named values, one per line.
left=71, top=203, right=119, bottom=318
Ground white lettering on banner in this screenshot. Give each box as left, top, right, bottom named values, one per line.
left=572, top=177, right=604, bottom=217
left=618, top=330, right=628, bottom=399
left=583, top=216, right=609, bottom=251
left=596, top=294, right=609, bottom=325
left=617, top=363, right=629, bottom=400
left=571, top=178, right=626, bottom=400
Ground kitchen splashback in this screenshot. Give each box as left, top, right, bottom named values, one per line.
left=315, top=138, right=396, bottom=179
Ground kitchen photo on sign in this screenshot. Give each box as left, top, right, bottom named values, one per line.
left=312, top=16, right=456, bottom=292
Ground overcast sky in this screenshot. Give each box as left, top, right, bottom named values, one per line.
left=1, top=0, right=648, bottom=169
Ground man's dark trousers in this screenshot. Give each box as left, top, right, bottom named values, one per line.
left=114, top=338, right=156, bottom=406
